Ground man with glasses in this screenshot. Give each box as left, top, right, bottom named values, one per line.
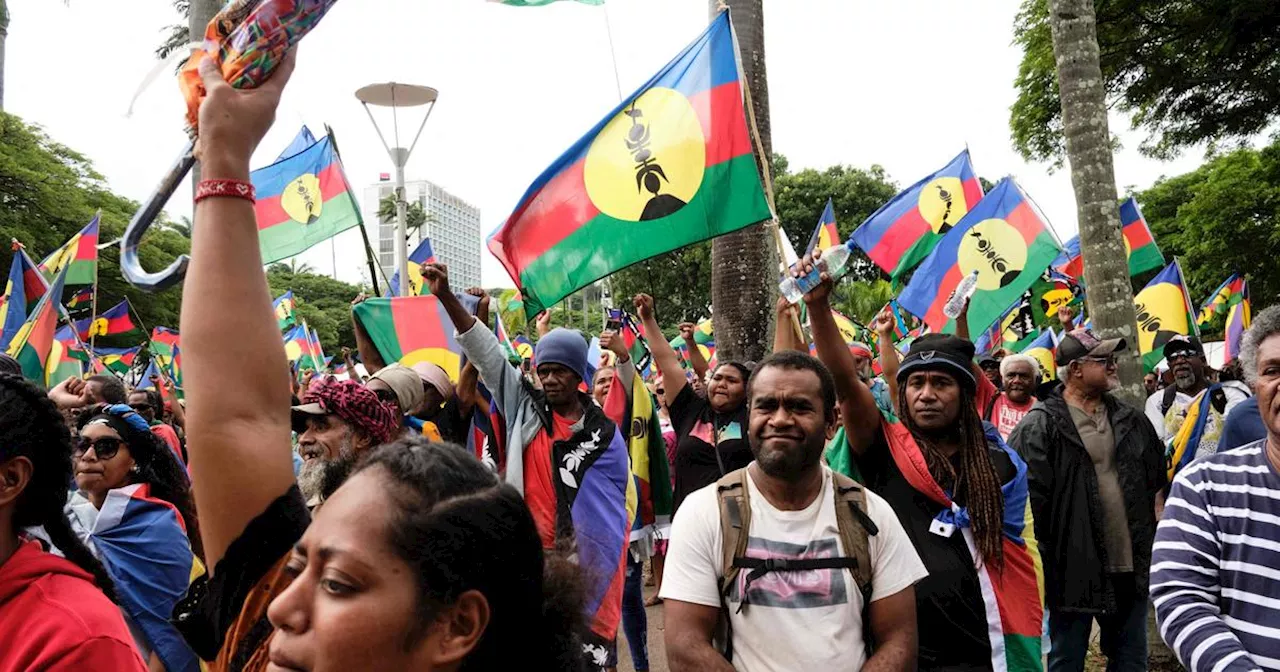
left=1009, top=329, right=1167, bottom=671
left=1144, top=336, right=1251, bottom=459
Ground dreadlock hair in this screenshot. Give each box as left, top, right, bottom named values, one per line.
left=0, top=374, right=118, bottom=602
left=352, top=437, right=586, bottom=670
left=897, top=381, right=1005, bottom=569
left=76, top=404, right=204, bottom=561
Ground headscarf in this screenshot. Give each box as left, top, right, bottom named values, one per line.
left=294, top=378, right=399, bottom=445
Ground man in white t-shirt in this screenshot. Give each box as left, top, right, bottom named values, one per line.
left=661, top=350, right=928, bottom=671
left=1143, top=337, right=1250, bottom=458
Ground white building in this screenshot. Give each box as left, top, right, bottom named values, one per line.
left=362, top=177, right=482, bottom=291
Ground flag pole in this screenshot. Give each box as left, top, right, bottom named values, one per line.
left=88, top=244, right=101, bottom=356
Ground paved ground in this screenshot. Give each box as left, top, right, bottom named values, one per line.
left=617, top=584, right=668, bottom=672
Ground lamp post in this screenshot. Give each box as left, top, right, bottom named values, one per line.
left=355, top=82, right=438, bottom=296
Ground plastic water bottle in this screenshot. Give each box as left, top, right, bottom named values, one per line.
left=943, top=270, right=981, bottom=319
left=779, top=245, right=852, bottom=304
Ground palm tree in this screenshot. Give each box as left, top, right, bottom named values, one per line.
left=1046, top=0, right=1144, bottom=407
left=832, top=279, right=895, bottom=326
left=378, top=194, right=433, bottom=239
left=709, top=0, right=774, bottom=362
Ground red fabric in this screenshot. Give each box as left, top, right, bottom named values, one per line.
left=150, top=423, right=184, bottom=466
left=523, top=413, right=577, bottom=550
left=989, top=394, right=1035, bottom=440
left=0, top=540, right=146, bottom=672
left=976, top=367, right=998, bottom=419
left=194, top=178, right=256, bottom=203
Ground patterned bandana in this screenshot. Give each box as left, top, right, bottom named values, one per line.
left=298, top=378, right=400, bottom=445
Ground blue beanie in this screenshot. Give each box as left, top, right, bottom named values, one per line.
left=533, top=328, right=589, bottom=383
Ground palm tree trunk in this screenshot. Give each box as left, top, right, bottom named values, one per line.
left=1047, top=0, right=1145, bottom=408
left=709, top=0, right=776, bottom=364
left=0, top=0, right=10, bottom=111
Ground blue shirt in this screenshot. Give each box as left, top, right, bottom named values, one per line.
left=1218, top=397, right=1266, bottom=453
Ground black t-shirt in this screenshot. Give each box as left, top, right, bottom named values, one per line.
left=860, top=434, right=1015, bottom=672
left=668, top=384, right=753, bottom=513
left=432, top=397, right=468, bottom=446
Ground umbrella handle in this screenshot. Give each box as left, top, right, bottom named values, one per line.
left=120, top=140, right=196, bottom=291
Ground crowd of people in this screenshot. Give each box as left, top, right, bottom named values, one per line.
left=1, top=50, right=1278, bottom=672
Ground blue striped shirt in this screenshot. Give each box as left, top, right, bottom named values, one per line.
left=1152, top=441, right=1280, bottom=671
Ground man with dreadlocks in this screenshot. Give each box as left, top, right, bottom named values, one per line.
left=852, top=315, right=1046, bottom=670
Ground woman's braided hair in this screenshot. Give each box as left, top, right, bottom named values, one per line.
left=0, top=374, right=118, bottom=601
left=898, top=384, right=1005, bottom=569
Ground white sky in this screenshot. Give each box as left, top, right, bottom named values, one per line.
left=7, top=0, right=1208, bottom=290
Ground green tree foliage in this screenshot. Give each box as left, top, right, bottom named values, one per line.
left=1011, top=0, right=1280, bottom=163
left=1138, top=137, right=1280, bottom=319
left=831, top=279, right=895, bottom=326
left=266, top=264, right=364, bottom=354
left=0, top=112, right=188, bottom=338
left=609, top=241, right=712, bottom=329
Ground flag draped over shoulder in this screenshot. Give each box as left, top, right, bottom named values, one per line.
left=881, top=419, right=1045, bottom=670
left=487, top=12, right=771, bottom=317
left=898, top=178, right=1061, bottom=336
left=1166, top=384, right=1222, bottom=481
left=66, top=484, right=202, bottom=672
left=1133, top=261, right=1197, bottom=372
left=351, top=294, right=479, bottom=380
left=251, top=136, right=362, bottom=264
left=602, top=371, right=673, bottom=544
left=38, top=214, right=99, bottom=286
left=851, top=150, right=984, bottom=280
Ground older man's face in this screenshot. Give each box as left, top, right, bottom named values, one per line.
left=1254, top=334, right=1280, bottom=441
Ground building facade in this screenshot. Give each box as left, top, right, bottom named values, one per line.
left=362, top=178, right=482, bottom=291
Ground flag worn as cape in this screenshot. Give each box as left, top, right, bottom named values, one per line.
left=66, top=484, right=202, bottom=672
left=1166, top=384, right=1222, bottom=481
left=487, top=12, right=771, bottom=317
left=882, top=419, right=1045, bottom=670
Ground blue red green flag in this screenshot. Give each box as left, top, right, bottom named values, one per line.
left=1222, top=279, right=1250, bottom=361
left=898, top=178, right=1061, bottom=336
left=273, top=290, right=297, bottom=330
left=1054, top=196, right=1163, bottom=279
left=1, top=243, right=49, bottom=350
left=805, top=198, right=840, bottom=255
left=251, top=136, right=362, bottom=264
left=487, top=12, right=771, bottom=317
left=1196, top=273, right=1246, bottom=327
left=6, top=265, right=70, bottom=387
left=1133, top=260, right=1198, bottom=372
left=850, top=150, right=984, bottom=280
left=65, top=301, right=137, bottom=340
left=38, top=214, right=99, bottom=286
left=387, top=237, right=438, bottom=297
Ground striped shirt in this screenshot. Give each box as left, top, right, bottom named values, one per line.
left=1151, top=440, right=1280, bottom=671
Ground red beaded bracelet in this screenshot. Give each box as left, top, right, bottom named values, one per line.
left=194, top=179, right=256, bottom=204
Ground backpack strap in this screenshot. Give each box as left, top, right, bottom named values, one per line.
left=714, top=468, right=751, bottom=663
left=1161, top=383, right=1179, bottom=416
left=1209, top=386, right=1228, bottom=415
left=831, top=472, right=877, bottom=609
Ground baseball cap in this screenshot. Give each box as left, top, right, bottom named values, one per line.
left=1162, top=335, right=1204, bottom=360
left=1056, top=328, right=1126, bottom=366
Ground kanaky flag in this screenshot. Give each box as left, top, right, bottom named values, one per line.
left=351, top=294, right=480, bottom=381
left=488, top=12, right=771, bottom=317
left=66, top=286, right=93, bottom=309
left=602, top=371, right=673, bottom=543
left=282, top=325, right=309, bottom=364
left=1020, top=330, right=1058, bottom=382
left=274, top=290, right=297, bottom=331
left=6, top=265, right=70, bottom=387
left=1133, top=260, right=1197, bottom=372
left=850, top=150, right=984, bottom=280
left=67, top=301, right=136, bottom=340
left=805, top=198, right=840, bottom=255
left=1, top=243, right=49, bottom=350
left=898, top=178, right=1061, bottom=336
left=513, top=334, right=534, bottom=362
left=149, top=327, right=180, bottom=370
left=94, top=346, right=141, bottom=375
left=1055, top=196, right=1163, bottom=279
left=1196, top=273, right=1246, bottom=327
left=251, top=136, right=362, bottom=264
left=388, top=237, right=438, bottom=297
left=1223, top=280, right=1250, bottom=362
left=38, top=214, right=99, bottom=286
left=275, top=125, right=317, bottom=163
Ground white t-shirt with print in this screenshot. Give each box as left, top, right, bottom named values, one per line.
left=1144, top=381, right=1251, bottom=458
left=660, top=465, right=928, bottom=671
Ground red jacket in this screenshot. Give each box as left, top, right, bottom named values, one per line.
left=0, top=539, right=147, bottom=672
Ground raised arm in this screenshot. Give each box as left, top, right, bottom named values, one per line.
left=182, top=53, right=296, bottom=570
left=350, top=293, right=386, bottom=374
left=800, top=251, right=880, bottom=453
left=872, top=307, right=901, bottom=416
left=636, top=294, right=686, bottom=407
left=1057, top=305, right=1076, bottom=334
left=679, top=322, right=710, bottom=381
left=773, top=297, right=807, bottom=353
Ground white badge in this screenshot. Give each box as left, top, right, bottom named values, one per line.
left=929, top=518, right=956, bottom=538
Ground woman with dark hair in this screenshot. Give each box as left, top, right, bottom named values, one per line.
left=636, top=295, right=755, bottom=513
left=173, top=50, right=587, bottom=671
left=0, top=374, right=146, bottom=671
left=66, top=403, right=203, bottom=671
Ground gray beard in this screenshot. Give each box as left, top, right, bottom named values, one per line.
left=298, top=433, right=358, bottom=502
left=1174, top=369, right=1197, bottom=390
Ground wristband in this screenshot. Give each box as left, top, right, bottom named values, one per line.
left=195, top=179, right=256, bottom=204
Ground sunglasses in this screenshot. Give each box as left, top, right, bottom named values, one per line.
left=1079, top=355, right=1117, bottom=367
left=74, top=437, right=125, bottom=460
left=1166, top=350, right=1199, bottom=363
left=129, top=403, right=153, bottom=413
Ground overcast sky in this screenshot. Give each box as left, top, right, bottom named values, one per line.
left=7, top=0, right=1208, bottom=290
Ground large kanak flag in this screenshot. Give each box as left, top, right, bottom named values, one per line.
left=487, top=12, right=771, bottom=317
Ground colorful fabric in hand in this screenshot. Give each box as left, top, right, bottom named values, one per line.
left=881, top=418, right=1045, bottom=671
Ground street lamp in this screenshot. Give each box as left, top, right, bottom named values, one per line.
left=355, top=82, right=438, bottom=296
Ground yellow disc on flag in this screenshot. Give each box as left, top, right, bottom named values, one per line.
left=585, top=87, right=705, bottom=222
left=1039, top=287, right=1074, bottom=317
left=282, top=174, right=324, bottom=225
left=284, top=341, right=303, bottom=362
left=917, top=177, right=968, bottom=234
left=1134, top=284, right=1188, bottom=353
left=401, top=347, right=460, bottom=382
left=957, top=218, right=1028, bottom=291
